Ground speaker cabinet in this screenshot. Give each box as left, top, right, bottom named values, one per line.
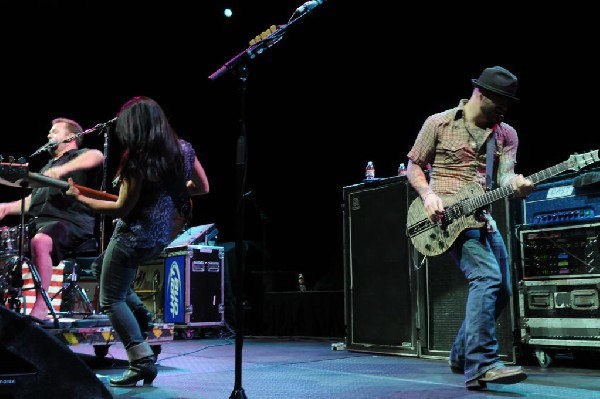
left=0, top=306, right=112, bottom=398
left=419, top=197, right=519, bottom=362
left=344, top=178, right=519, bottom=361
left=343, top=176, right=419, bottom=356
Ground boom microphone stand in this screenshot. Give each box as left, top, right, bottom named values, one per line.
left=208, top=3, right=326, bottom=398
left=98, top=121, right=112, bottom=252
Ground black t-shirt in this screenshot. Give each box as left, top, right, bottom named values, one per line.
left=28, top=148, right=101, bottom=234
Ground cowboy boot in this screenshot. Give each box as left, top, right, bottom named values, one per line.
left=109, top=342, right=157, bottom=387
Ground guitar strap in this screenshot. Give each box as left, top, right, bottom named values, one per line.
left=484, top=128, right=497, bottom=230
left=485, top=128, right=496, bottom=190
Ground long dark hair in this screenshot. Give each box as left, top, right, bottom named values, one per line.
left=113, top=96, right=185, bottom=185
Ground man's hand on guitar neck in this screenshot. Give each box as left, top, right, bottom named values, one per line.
left=510, top=174, right=534, bottom=198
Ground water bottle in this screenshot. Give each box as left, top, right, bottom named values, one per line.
left=298, top=273, right=307, bottom=292
left=398, top=162, right=407, bottom=176
left=365, top=161, right=375, bottom=180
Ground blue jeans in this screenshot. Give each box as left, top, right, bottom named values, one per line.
left=92, top=240, right=164, bottom=349
left=447, top=227, right=512, bottom=382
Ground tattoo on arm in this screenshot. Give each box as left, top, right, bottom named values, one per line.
left=497, top=158, right=517, bottom=187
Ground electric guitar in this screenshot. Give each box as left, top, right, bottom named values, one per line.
left=0, top=161, right=190, bottom=240
left=406, top=150, right=600, bottom=257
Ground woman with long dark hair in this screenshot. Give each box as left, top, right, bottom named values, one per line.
left=67, top=96, right=209, bottom=386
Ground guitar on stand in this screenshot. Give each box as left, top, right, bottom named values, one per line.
left=0, top=158, right=117, bottom=327
left=406, top=150, right=600, bottom=257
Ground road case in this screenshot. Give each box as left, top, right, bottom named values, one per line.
left=135, top=245, right=225, bottom=327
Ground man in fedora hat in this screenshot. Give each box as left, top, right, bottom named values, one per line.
left=405, top=66, right=533, bottom=390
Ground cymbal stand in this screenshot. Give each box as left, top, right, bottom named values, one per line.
left=17, top=180, right=59, bottom=328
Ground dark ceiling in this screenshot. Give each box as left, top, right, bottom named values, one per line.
left=1, top=2, right=597, bottom=283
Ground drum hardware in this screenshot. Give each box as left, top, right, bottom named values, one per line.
left=0, top=225, right=29, bottom=255
left=0, top=255, right=24, bottom=311
left=50, top=238, right=98, bottom=316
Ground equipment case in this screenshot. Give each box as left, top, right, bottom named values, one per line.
left=136, top=245, right=225, bottom=327
left=519, top=222, right=600, bottom=280
left=518, top=277, right=600, bottom=348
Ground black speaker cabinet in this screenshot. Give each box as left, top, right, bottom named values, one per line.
left=0, top=306, right=112, bottom=398
left=419, top=197, right=519, bottom=362
left=343, top=176, right=419, bottom=356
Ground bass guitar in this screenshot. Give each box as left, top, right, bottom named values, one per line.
left=0, top=160, right=191, bottom=240
left=0, top=161, right=117, bottom=201
left=406, top=150, right=600, bottom=257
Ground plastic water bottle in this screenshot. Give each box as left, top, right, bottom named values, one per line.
left=298, top=273, right=307, bottom=292
left=398, top=162, right=407, bottom=176
left=365, top=161, right=375, bottom=180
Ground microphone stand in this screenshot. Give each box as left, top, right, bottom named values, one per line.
left=99, top=126, right=110, bottom=252
left=208, top=4, right=324, bottom=398
left=66, top=117, right=115, bottom=252
left=233, top=65, right=248, bottom=399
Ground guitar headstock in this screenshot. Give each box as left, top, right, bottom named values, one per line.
left=249, top=25, right=280, bottom=46
left=567, top=150, right=600, bottom=171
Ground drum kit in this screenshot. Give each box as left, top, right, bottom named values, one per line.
left=0, top=224, right=29, bottom=254
left=0, top=224, right=35, bottom=314
left=0, top=196, right=40, bottom=316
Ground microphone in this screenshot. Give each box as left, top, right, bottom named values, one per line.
left=295, top=0, right=323, bottom=14
left=86, top=117, right=117, bottom=135
left=30, top=139, right=58, bottom=158
left=96, top=117, right=117, bottom=130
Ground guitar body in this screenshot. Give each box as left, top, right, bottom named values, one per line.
left=406, top=149, right=600, bottom=258
left=407, top=182, right=486, bottom=257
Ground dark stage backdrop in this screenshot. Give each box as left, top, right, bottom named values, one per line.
left=1, top=2, right=597, bottom=286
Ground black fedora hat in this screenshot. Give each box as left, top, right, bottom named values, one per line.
left=471, top=66, right=519, bottom=101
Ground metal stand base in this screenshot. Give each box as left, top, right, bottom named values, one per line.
left=51, top=261, right=95, bottom=315
left=229, top=389, right=248, bottom=399
left=23, top=258, right=60, bottom=328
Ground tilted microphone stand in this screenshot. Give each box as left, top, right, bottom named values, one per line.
left=98, top=122, right=112, bottom=252
left=208, top=4, right=324, bottom=398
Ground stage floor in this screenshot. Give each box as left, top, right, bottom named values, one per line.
left=54, top=331, right=600, bottom=399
